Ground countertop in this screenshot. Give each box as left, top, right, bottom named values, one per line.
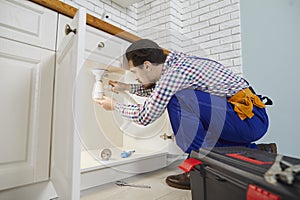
left=29, top=0, right=140, bottom=43
left=29, top=0, right=170, bottom=55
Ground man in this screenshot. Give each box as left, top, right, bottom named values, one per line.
left=95, top=39, right=276, bottom=190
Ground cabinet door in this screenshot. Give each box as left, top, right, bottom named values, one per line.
left=0, top=38, right=55, bottom=190
left=0, top=0, right=57, bottom=50
left=51, top=8, right=86, bottom=200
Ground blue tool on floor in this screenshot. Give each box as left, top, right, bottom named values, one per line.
left=120, top=150, right=135, bottom=158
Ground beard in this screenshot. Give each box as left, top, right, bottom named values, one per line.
left=143, top=83, right=156, bottom=90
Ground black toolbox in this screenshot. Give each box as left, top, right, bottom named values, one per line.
left=179, top=147, right=300, bottom=200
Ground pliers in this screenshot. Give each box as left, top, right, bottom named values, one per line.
left=264, top=154, right=300, bottom=185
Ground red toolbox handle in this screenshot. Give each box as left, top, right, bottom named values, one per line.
left=178, top=158, right=202, bottom=173
left=247, top=184, right=280, bottom=200
left=226, top=153, right=273, bottom=165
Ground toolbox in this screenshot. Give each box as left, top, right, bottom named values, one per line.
left=179, top=147, right=300, bottom=200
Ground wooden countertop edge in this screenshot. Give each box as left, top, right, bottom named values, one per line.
left=29, top=0, right=170, bottom=54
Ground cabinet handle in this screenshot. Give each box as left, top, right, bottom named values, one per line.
left=98, top=42, right=105, bottom=48
left=65, top=24, right=76, bottom=35
left=160, top=133, right=174, bottom=141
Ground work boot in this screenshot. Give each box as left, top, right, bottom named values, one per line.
left=257, top=143, right=277, bottom=154
left=165, top=173, right=190, bottom=190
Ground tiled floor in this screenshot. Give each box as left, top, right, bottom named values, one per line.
left=80, top=160, right=192, bottom=200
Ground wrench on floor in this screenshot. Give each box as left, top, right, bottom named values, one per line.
left=115, top=180, right=151, bottom=189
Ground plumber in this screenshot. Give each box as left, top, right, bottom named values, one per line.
left=95, top=39, right=276, bottom=190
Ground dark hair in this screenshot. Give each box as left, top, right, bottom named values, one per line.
left=125, top=39, right=167, bottom=67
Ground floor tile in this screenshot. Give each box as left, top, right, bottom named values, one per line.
left=81, top=160, right=192, bottom=200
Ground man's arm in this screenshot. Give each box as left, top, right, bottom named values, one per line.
left=130, top=84, right=154, bottom=97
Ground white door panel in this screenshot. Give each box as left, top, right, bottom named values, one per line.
left=52, top=8, right=86, bottom=200
left=0, top=0, right=57, bottom=50
left=0, top=37, right=54, bottom=190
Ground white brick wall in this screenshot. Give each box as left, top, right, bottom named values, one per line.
left=179, top=0, right=243, bottom=74
left=135, top=0, right=183, bottom=51
left=63, top=0, right=243, bottom=74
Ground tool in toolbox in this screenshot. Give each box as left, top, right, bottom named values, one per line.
left=264, top=154, right=300, bottom=185
left=115, top=180, right=151, bottom=189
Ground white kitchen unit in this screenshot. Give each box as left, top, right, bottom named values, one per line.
left=0, top=0, right=57, bottom=197
left=0, top=1, right=183, bottom=199
left=55, top=7, right=184, bottom=197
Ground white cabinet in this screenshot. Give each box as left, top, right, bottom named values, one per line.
left=0, top=0, right=57, bottom=192
left=0, top=0, right=57, bottom=50
left=55, top=9, right=183, bottom=195
left=0, top=1, right=183, bottom=198
left=0, top=29, right=55, bottom=190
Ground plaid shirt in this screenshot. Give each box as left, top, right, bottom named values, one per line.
left=115, top=51, right=249, bottom=125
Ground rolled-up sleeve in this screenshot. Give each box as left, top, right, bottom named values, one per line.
left=115, top=68, right=191, bottom=126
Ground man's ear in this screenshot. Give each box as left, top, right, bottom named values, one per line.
left=143, top=61, right=152, bottom=71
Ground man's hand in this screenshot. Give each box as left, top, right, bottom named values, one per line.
left=109, top=80, right=130, bottom=94
left=94, top=96, right=115, bottom=111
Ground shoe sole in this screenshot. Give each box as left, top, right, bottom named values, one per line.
left=165, top=179, right=191, bottom=190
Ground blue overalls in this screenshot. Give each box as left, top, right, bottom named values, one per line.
left=167, top=89, right=269, bottom=154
